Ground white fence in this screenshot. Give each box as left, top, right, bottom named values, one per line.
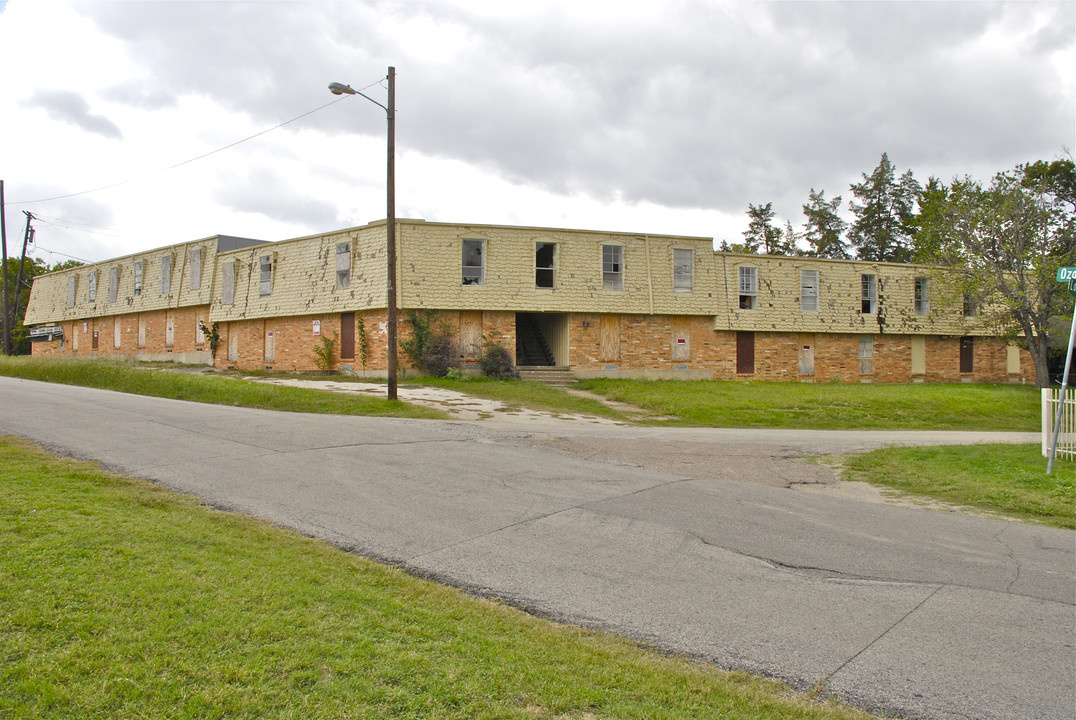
left=1042, top=388, right=1076, bottom=461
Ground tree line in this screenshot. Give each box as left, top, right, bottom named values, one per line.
left=727, top=152, right=1076, bottom=387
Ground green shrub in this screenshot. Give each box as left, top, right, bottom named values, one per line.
left=478, top=339, right=519, bottom=380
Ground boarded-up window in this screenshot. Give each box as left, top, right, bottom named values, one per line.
left=259, top=256, right=273, bottom=296
left=67, top=276, right=77, bottom=308
left=462, top=239, right=484, bottom=285
left=340, top=313, right=355, bottom=360
left=738, top=267, right=757, bottom=310
left=859, top=335, right=874, bottom=374
left=228, top=326, right=238, bottom=362
left=190, top=248, right=202, bottom=290
left=800, top=270, right=818, bottom=312
left=960, top=337, right=974, bottom=373
left=336, top=243, right=351, bottom=288
left=798, top=333, right=815, bottom=375
left=165, top=311, right=174, bottom=346
left=736, top=332, right=754, bottom=374
left=222, top=261, right=236, bottom=305
left=161, top=255, right=172, bottom=295
left=459, top=311, right=483, bottom=358
left=109, top=267, right=119, bottom=303
left=671, top=317, right=690, bottom=361
left=114, top=317, right=121, bottom=348
left=602, top=245, right=623, bottom=291
left=196, top=316, right=206, bottom=344
left=133, top=261, right=143, bottom=296
left=264, top=327, right=275, bottom=363
left=673, top=249, right=693, bottom=292
left=600, top=314, right=620, bottom=362
left=87, top=271, right=97, bottom=303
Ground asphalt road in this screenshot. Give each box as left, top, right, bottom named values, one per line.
left=1, top=377, right=1072, bottom=720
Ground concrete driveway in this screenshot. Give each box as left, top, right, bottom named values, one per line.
left=0, top=376, right=1071, bottom=720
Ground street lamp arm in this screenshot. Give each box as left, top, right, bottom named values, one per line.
left=328, top=82, right=388, bottom=114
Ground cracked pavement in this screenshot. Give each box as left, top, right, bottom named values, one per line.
left=1, top=376, right=1072, bottom=720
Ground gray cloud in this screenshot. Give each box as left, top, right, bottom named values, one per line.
left=25, top=89, right=123, bottom=139
left=213, top=166, right=340, bottom=228
left=76, top=1, right=1074, bottom=234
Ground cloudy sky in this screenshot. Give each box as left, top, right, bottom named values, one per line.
left=1, top=0, right=1073, bottom=266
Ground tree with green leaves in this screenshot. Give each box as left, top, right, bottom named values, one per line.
left=801, top=188, right=850, bottom=259
left=3, top=257, right=56, bottom=355
left=742, top=202, right=795, bottom=255
left=848, top=153, right=921, bottom=262
left=916, top=159, right=1076, bottom=388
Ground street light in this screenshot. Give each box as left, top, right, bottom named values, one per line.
left=329, top=67, right=397, bottom=400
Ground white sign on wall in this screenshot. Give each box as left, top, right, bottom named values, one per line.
left=312, top=320, right=321, bottom=336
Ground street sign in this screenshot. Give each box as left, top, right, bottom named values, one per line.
left=1056, top=267, right=1076, bottom=282
left=1070, top=278, right=1076, bottom=294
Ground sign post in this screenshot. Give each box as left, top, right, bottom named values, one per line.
left=1047, top=268, right=1076, bottom=473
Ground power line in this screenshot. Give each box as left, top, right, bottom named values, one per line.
left=9, top=87, right=380, bottom=206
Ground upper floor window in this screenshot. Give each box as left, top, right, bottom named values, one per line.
left=259, top=255, right=273, bottom=296
left=738, top=266, right=757, bottom=310
left=67, top=276, right=77, bottom=308
left=336, top=243, right=352, bottom=288
left=535, top=242, right=557, bottom=288
left=800, top=270, right=819, bottom=312
left=222, top=261, right=236, bottom=305
left=673, top=249, right=693, bottom=292
left=861, top=274, right=877, bottom=314
left=161, top=255, right=172, bottom=295
left=133, top=260, right=143, bottom=296
left=87, top=270, right=97, bottom=303
left=189, top=248, right=202, bottom=290
left=963, top=293, right=977, bottom=317
left=914, top=277, right=929, bottom=315
left=462, top=238, right=484, bottom=285
left=602, top=245, right=623, bottom=291
left=108, top=267, right=119, bottom=303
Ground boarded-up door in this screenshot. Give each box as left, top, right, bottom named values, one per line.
left=264, top=326, right=275, bottom=363
left=460, top=311, right=483, bottom=359
left=600, top=314, right=620, bottom=362
left=92, top=330, right=99, bottom=350
left=736, top=332, right=754, bottom=374
left=671, top=317, right=690, bottom=361
left=228, top=325, right=238, bottom=362
left=340, top=313, right=355, bottom=360
left=798, top=333, right=815, bottom=375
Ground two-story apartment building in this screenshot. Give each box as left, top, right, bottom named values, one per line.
left=23, top=219, right=1034, bottom=384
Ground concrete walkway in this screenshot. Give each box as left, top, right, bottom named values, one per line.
left=0, top=376, right=1070, bottom=720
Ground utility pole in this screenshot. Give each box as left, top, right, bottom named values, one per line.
left=1, top=180, right=10, bottom=356
left=12, top=212, right=35, bottom=350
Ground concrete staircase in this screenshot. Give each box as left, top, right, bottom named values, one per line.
left=517, top=367, right=577, bottom=387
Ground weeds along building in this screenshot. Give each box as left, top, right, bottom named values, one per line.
left=24, top=219, right=1035, bottom=384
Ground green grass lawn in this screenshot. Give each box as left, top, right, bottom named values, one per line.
left=0, top=357, right=446, bottom=420
left=0, top=436, right=878, bottom=720
left=840, top=444, right=1075, bottom=529
left=576, top=378, right=1040, bottom=431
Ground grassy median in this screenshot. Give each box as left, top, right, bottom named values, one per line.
left=0, top=357, right=446, bottom=419
left=0, top=436, right=878, bottom=720
left=841, top=443, right=1075, bottom=529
